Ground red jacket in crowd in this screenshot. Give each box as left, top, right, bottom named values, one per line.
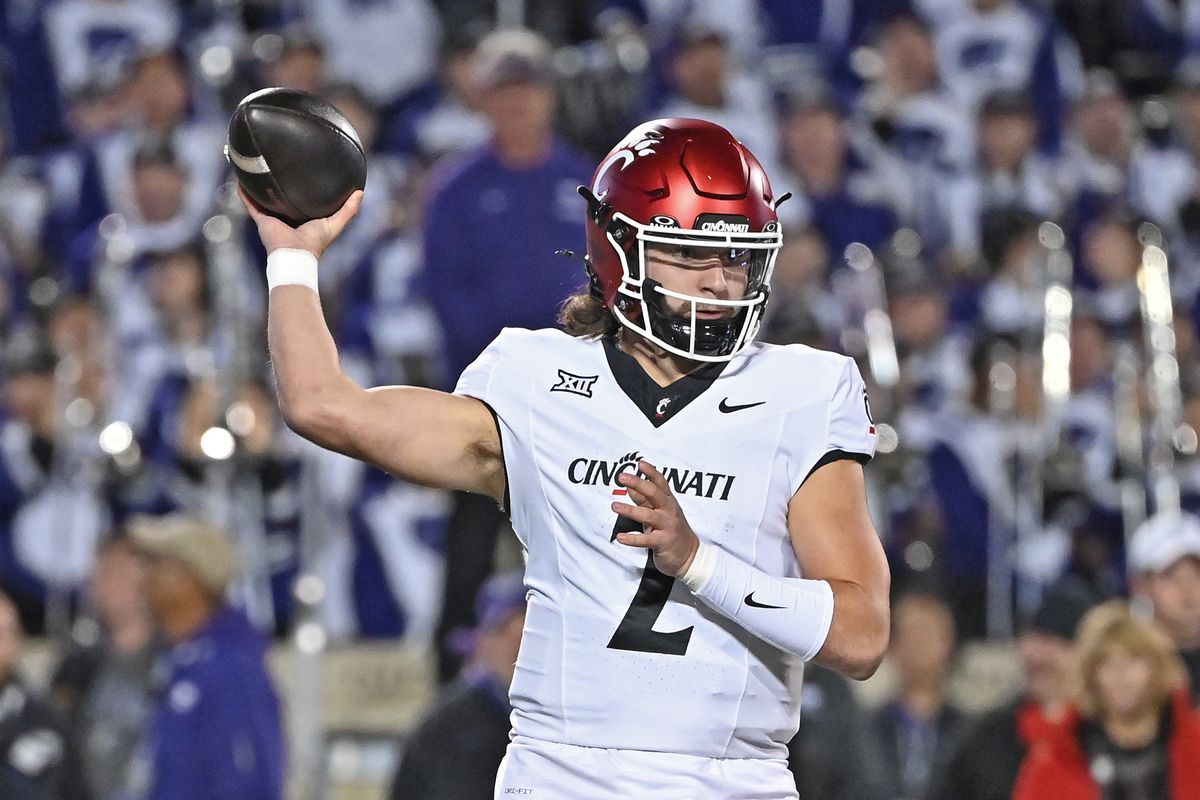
left=1011, top=691, right=1200, bottom=800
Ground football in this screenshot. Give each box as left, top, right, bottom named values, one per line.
left=225, top=87, right=367, bottom=227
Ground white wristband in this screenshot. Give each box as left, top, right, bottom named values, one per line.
left=685, top=542, right=836, bottom=661
left=266, top=248, right=319, bottom=293
left=681, top=542, right=718, bottom=591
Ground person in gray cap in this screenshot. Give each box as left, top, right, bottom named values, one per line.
left=1129, top=511, right=1200, bottom=705
left=122, top=515, right=283, bottom=800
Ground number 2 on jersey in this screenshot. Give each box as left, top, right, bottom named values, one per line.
left=607, top=513, right=694, bottom=655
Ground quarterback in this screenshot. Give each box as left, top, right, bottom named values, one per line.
left=247, top=118, right=890, bottom=799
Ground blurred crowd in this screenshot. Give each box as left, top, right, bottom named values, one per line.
left=6, top=0, right=1200, bottom=797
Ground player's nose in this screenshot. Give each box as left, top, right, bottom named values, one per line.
left=697, top=263, right=729, bottom=295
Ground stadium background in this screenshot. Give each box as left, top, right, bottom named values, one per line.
left=3, top=0, right=1200, bottom=798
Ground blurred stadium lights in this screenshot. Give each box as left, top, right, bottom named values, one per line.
left=199, top=45, right=235, bottom=85
left=296, top=621, right=327, bottom=655
left=294, top=574, right=326, bottom=606
left=65, top=398, right=95, bottom=428
left=98, top=421, right=134, bottom=454
left=200, top=426, right=236, bottom=460
left=203, top=214, right=234, bottom=244
left=225, top=401, right=257, bottom=437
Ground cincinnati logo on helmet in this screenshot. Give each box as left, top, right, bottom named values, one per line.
left=567, top=450, right=737, bottom=501
left=695, top=213, right=751, bottom=233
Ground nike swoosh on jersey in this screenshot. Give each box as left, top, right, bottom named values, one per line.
left=744, top=592, right=786, bottom=609
left=719, top=399, right=766, bottom=413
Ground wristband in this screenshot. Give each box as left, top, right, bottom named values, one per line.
left=686, top=543, right=835, bottom=661
left=266, top=248, right=319, bottom=293
left=681, top=542, right=718, bottom=591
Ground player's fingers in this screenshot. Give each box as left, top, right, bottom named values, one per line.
left=637, top=461, right=674, bottom=495
left=614, top=530, right=660, bottom=548
left=237, top=186, right=267, bottom=221
left=330, top=190, right=364, bottom=227
left=617, top=472, right=663, bottom=508
left=610, top=501, right=664, bottom=529
left=623, top=483, right=651, bottom=506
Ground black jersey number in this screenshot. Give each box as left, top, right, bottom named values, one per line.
left=606, top=513, right=693, bottom=655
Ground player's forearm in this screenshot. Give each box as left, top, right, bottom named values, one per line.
left=812, top=579, right=889, bottom=680
left=681, top=544, right=887, bottom=678
left=266, top=251, right=356, bottom=445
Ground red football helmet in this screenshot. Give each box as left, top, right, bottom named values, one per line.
left=580, top=118, right=785, bottom=361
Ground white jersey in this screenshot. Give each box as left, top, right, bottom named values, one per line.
left=455, top=329, right=876, bottom=760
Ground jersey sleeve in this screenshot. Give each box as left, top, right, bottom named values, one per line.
left=453, top=331, right=505, bottom=401
left=816, top=357, right=877, bottom=471
left=452, top=330, right=518, bottom=513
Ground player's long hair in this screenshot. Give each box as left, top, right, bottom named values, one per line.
left=557, top=287, right=619, bottom=340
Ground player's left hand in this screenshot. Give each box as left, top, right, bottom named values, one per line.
left=612, top=461, right=700, bottom=577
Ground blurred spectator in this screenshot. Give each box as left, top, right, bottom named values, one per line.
left=42, top=0, right=180, bottom=123
left=319, top=83, right=414, bottom=290
left=888, top=268, right=970, bottom=416
left=420, top=27, right=589, bottom=681
left=642, top=0, right=762, bottom=68
left=123, top=514, right=283, bottom=800
left=918, top=332, right=1054, bottom=638
left=338, top=165, right=441, bottom=389
left=936, top=92, right=1070, bottom=261
left=1012, top=600, right=1200, bottom=799
left=1077, top=212, right=1142, bottom=328
left=863, top=591, right=965, bottom=800
left=0, top=588, right=89, bottom=800
left=786, top=664, right=876, bottom=800
left=913, top=0, right=1084, bottom=153
left=652, top=19, right=779, bottom=172
left=134, top=372, right=304, bottom=633
left=389, top=571, right=525, bottom=800
left=295, top=0, right=441, bottom=111
left=52, top=537, right=159, bottom=800
left=66, top=138, right=202, bottom=299
left=927, top=580, right=1100, bottom=800
left=386, top=33, right=491, bottom=160
left=1128, top=511, right=1200, bottom=705
left=256, top=25, right=326, bottom=95
left=0, top=333, right=110, bottom=634
left=80, top=50, right=225, bottom=242
left=857, top=13, right=974, bottom=175
left=421, top=27, right=589, bottom=380
left=1065, top=73, right=1194, bottom=231
left=774, top=90, right=907, bottom=257
left=976, top=209, right=1049, bottom=335
left=760, top=225, right=840, bottom=348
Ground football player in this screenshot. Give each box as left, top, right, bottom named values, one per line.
left=247, top=118, right=890, bottom=799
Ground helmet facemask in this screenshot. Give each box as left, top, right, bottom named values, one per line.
left=605, top=212, right=782, bottom=362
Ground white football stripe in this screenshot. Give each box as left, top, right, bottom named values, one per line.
left=224, top=143, right=270, bottom=174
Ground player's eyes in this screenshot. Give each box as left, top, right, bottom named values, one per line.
left=669, top=247, right=752, bottom=265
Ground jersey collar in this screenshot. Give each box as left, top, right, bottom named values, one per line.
left=602, top=338, right=728, bottom=428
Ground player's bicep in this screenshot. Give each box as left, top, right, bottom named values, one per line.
left=338, top=385, right=504, bottom=500
left=788, top=460, right=884, bottom=585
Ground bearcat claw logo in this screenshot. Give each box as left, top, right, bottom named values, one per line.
left=567, top=450, right=736, bottom=501
left=591, top=129, right=665, bottom=190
